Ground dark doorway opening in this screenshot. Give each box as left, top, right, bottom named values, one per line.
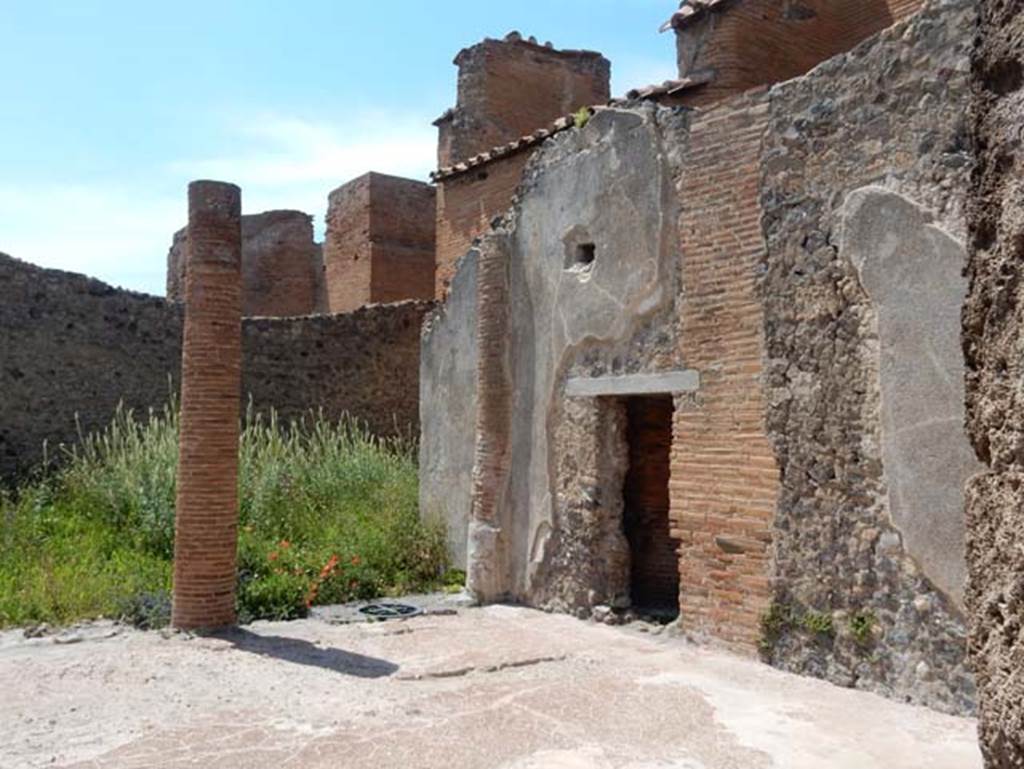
left=622, top=395, right=680, bottom=617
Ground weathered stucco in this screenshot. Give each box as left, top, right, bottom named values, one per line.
left=419, top=251, right=479, bottom=569
left=839, top=186, right=978, bottom=607
left=460, top=105, right=689, bottom=609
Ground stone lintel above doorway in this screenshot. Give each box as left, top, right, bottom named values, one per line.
left=565, top=370, right=700, bottom=397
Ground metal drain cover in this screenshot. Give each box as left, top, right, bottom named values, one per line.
left=358, top=602, right=422, bottom=620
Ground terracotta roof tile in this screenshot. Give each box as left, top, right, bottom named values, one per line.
left=431, top=108, right=596, bottom=182
left=620, top=71, right=715, bottom=102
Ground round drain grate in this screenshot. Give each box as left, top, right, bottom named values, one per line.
left=358, top=602, right=422, bottom=620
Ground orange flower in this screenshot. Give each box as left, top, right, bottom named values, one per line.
left=350, top=555, right=361, bottom=567
left=279, top=540, right=291, bottom=549
left=268, top=551, right=279, bottom=562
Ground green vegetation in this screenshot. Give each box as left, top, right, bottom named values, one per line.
left=0, top=402, right=452, bottom=628
left=759, top=601, right=836, bottom=656
left=848, top=611, right=877, bottom=647
left=800, top=610, right=835, bottom=637
left=573, top=106, right=592, bottom=129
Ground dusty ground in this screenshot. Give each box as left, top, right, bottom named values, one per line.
left=1, top=604, right=981, bottom=769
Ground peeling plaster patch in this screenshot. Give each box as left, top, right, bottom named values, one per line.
left=840, top=186, right=979, bottom=606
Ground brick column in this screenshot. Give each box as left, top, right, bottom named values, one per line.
left=171, top=180, right=243, bottom=630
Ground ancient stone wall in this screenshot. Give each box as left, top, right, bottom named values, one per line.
left=324, top=173, right=435, bottom=313
left=243, top=301, right=431, bottom=440
left=167, top=210, right=322, bottom=317
left=444, top=106, right=687, bottom=608
left=963, top=0, right=1024, bottom=761
left=0, top=253, right=430, bottom=481
left=758, top=0, right=975, bottom=714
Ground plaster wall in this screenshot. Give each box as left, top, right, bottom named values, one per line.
left=469, top=106, right=687, bottom=607
left=419, top=251, right=479, bottom=568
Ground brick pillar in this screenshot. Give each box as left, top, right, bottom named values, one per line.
left=171, top=180, right=243, bottom=630
left=671, top=90, right=779, bottom=653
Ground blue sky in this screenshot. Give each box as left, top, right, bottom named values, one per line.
left=0, top=1, right=678, bottom=295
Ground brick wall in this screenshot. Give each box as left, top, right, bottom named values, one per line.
left=324, top=173, right=435, bottom=313
left=167, top=210, right=321, bottom=317
left=437, top=35, right=609, bottom=167
left=674, top=0, right=925, bottom=107
left=323, top=175, right=373, bottom=313
left=434, top=35, right=610, bottom=298
left=435, top=153, right=530, bottom=296
left=671, top=89, right=778, bottom=653
left=0, top=253, right=430, bottom=481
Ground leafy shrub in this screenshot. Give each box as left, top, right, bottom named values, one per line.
left=0, top=402, right=448, bottom=628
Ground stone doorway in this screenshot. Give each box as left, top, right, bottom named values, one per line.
left=622, top=395, right=679, bottom=616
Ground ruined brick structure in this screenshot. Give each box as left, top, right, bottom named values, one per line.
left=661, top=0, right=924, bottom=106
left=963, top=0, right=1024, bottom=762
left=171, top=180, right=243, bottom=630
left=323, top=173, right=436, bottom=313
left=422, top=0, right=980, bottom=717
left=432, top=34, right=610, bottom=296
left=168, top=210, right=324, bottom=317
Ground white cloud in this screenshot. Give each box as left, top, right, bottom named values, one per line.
left=170, top=111, right=437, bottom=229
left=0, top=110, right=439, bottom=295
left=0, top=183, right=181, bottom=296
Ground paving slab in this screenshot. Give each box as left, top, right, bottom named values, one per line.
left=0, top=606, right=981, bottom=768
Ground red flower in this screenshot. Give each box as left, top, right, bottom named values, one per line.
left=350, top=555, right=361, bottom=567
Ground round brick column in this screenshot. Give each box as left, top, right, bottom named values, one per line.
left=171, top=180, right=243, bottom=630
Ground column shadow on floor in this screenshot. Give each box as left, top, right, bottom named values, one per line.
left=212, top=628, right=399, bottom=678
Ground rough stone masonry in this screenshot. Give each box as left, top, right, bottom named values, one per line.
left=963, top=0, right=1024, bottom=763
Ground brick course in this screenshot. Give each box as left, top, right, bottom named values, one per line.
left=324, top=173, right=435, bottom=313
left=673, top=0, right=925, bottom=107
left=167, top=210, right=321, bottom=317
left=434, top=36, right=610, bottom=297
left=172, top=180, right=243, bottom=630
left=671, top=90, right=778, bottom=653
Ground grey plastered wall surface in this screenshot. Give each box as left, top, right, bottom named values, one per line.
left=0, top=253, right=429, bottom=481
left=419, top=250, right=479, bottom=569
left=473, top=105, right=688, bottom=607
left=758, top=0, right=975, bottom=714
left=839, top=186, right=978, bottom=607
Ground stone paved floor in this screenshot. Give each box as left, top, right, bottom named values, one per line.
left=0, top=605, right=981, bottom=768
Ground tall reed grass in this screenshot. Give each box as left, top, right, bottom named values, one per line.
left=0, top=402, right=449, bottom=627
